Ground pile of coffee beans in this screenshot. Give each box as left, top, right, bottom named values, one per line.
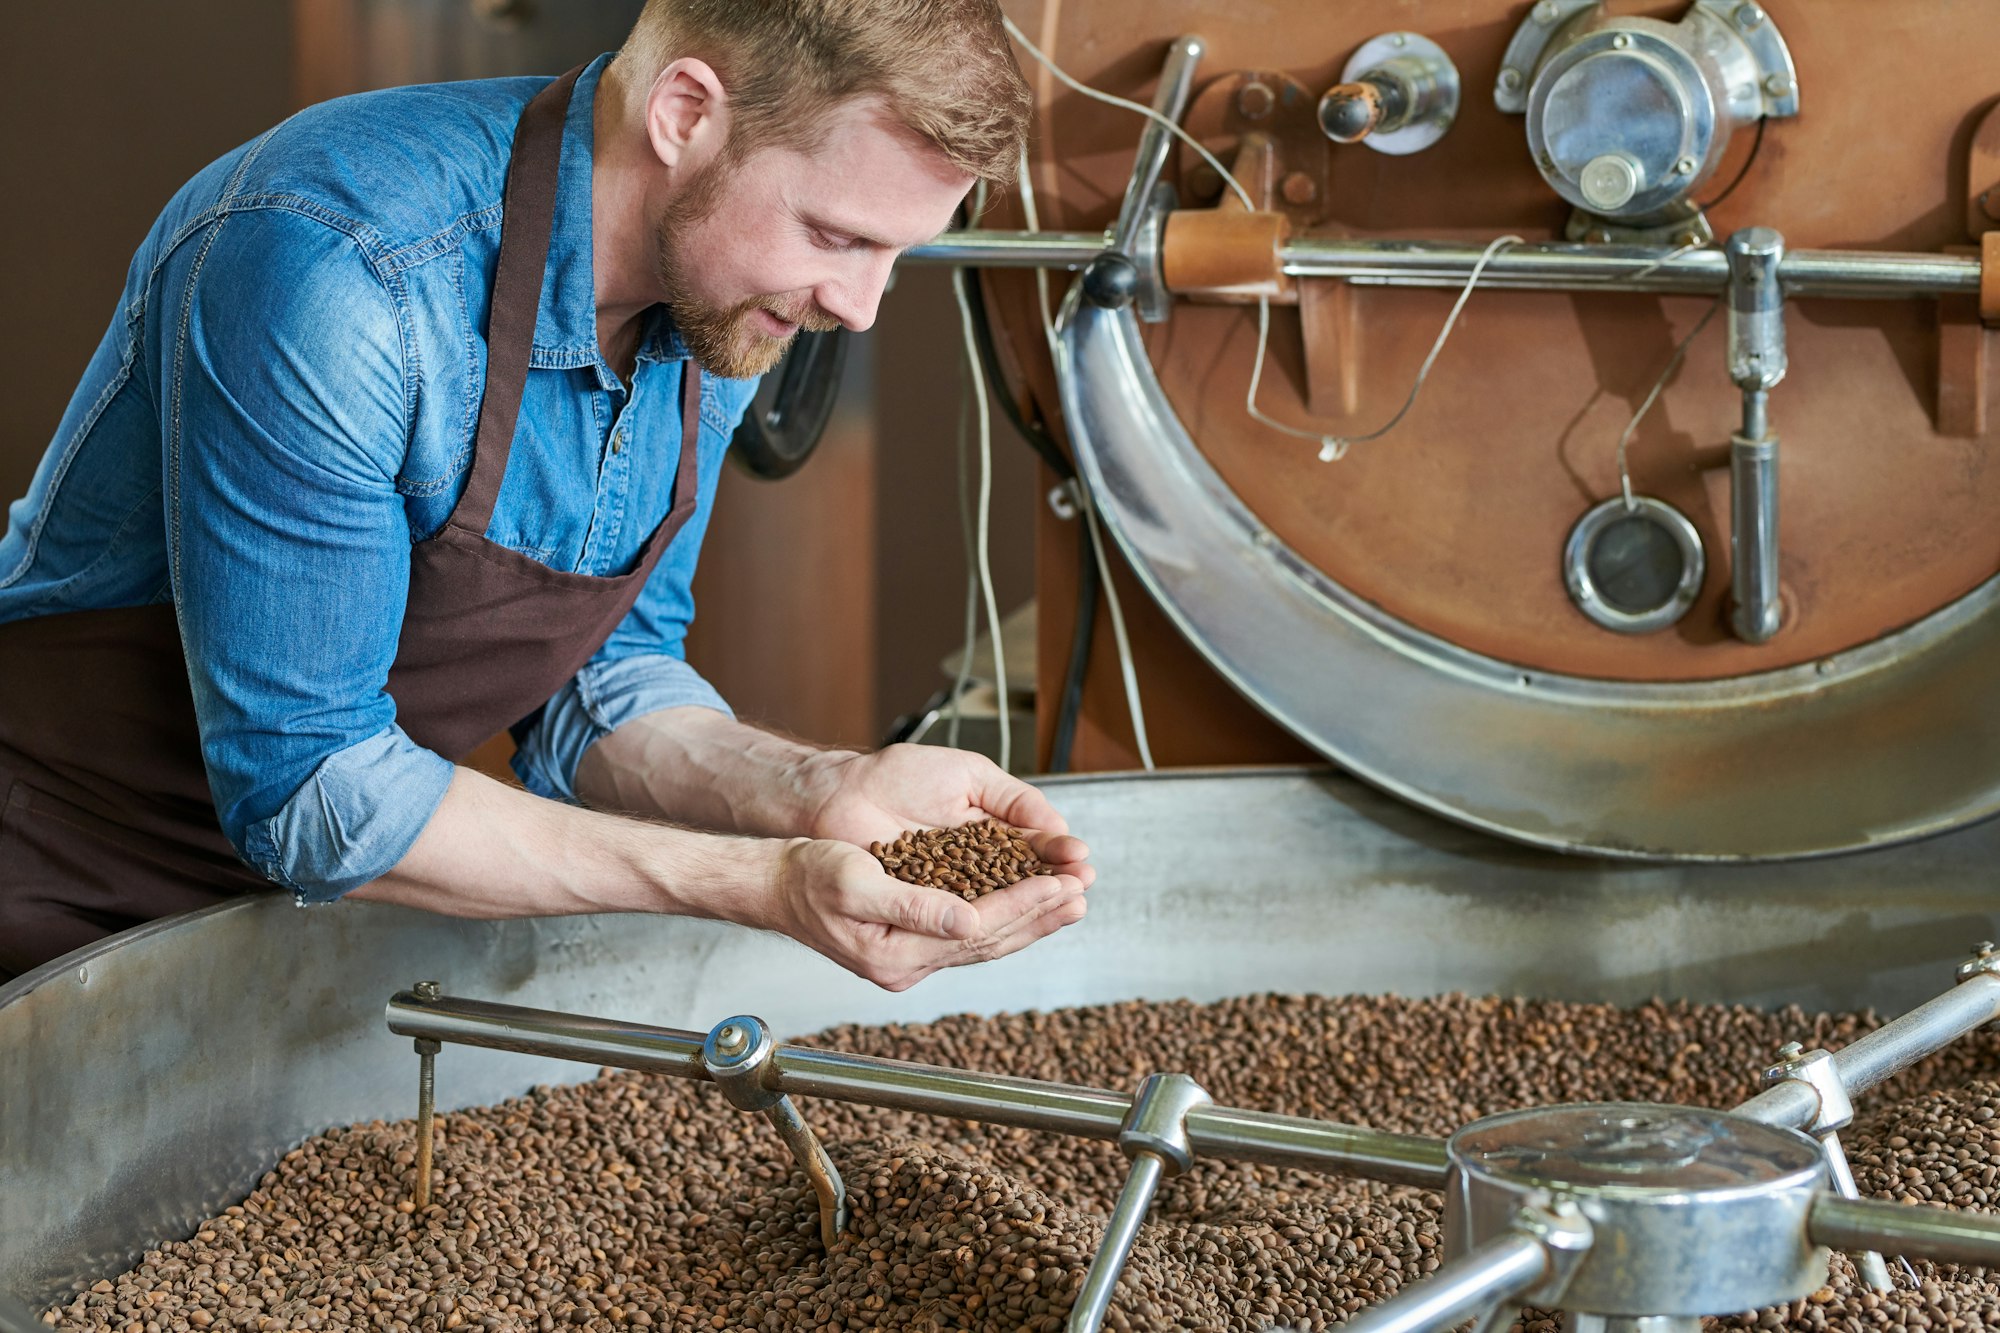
left=41, top=992, right=2000, bottom=1333
left=869, top=821, right=1050, bottom=901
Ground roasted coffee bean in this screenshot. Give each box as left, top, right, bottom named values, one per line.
left=43, top=993, right=2000, bottom=1332
left=870, top=820, right=1050, bottom=901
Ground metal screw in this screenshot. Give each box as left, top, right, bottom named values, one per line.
left=1816, top=659, right=1836, bottom=677
left=1777, top=1041, right=1805, bottom=1060
left=1674, top=155, right=1698, bottom=176
left=715, top=1023, right=749, bottom=1056
left=1534, top=0, right=1561, bottom=23
left=1976, top=942, right=1998, bottom=957
left=1612, top=33, right=1632, bottom=50
left=1498, top=67, right=1524, bottom=93
left=1539, top=151, right=1557, bottom=172
left=1236, top=80, right=1276, bottom=120
left=1763, top=73, right=1793, bottom=99
left=1391, top=32, right=1408, bottom=47
left=1735, top=2, right=1765, bottom=28
left=414, top=979, right=441, bottom=1001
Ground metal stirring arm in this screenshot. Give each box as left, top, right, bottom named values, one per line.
left=700, top=1015, right=850, bottom=1250
left=1319, top=1200, right=1593, bottom=1333
left=1760, top=1042, right=1892, bottom=1291
left=1068, top=1073, right=1213, bottom=1333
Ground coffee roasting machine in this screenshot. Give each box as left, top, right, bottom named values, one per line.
left=8, top=3, right=2000, bottom=1331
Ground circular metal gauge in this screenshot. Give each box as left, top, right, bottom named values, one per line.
left=1564, top=496, right=1705, bottom=634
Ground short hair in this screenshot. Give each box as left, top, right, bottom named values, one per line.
left=614, top=0, right=1031, bottom=185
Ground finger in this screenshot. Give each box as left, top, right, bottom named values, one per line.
left=972, top=773, right=1069, bottom=837
left=966, top=873, right=1086, bottom=938
left=962, top=892, right=1088, bottom=965
left=849, top=879, right=983, bottom=941
left=1027, top=831, right=1090, bottom=866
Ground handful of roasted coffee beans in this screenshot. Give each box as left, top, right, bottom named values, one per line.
left=869, top=819, right=1051, bottom=901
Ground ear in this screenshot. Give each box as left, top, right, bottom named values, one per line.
left=642, top=57, right=729, bottom=173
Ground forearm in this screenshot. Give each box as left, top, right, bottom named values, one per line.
left=350, top=764, right=785, bottom=921
left=574, top=705, right=851, bottom=837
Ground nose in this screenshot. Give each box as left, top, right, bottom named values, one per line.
left=815, top=252, right=898, bottom=333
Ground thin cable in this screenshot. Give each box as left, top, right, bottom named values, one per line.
left=1018, top=154, right=1154, bottom=770
left=1272, top=234, right=1525, bottom=461
left=1004, top=16, right=1253, bottom=213
left=1700, top=115, right=1767, bottom=212
left=1614, top=295, right=1724, bottom=510
left=947, top=309, right=977, bottom=750
left=952, top=266, right=1011, bottom=773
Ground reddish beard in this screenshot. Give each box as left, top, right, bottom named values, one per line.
left=654, top=161, right=840, bottom=379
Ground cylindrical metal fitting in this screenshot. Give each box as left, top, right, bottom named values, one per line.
left=1727, top=227, right=1788, bottom=392
left=1811, top=1194, right=2000, bottom=1266
left=1335, top=1233, right=1553, bottom=1333
left=702, top=1014, right=783, bottom=1112
left=1117, top=1072, right=1213, bottom=1175
left=1730, top=429, right=1782, bottom=644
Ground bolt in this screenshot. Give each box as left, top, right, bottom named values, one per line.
left=414, top=980, right=441, bottom=1001
left=1675, top=155, right=1698, bottom=176
left=1763, top=72, right=1793, bottom=99
left=1281, top=171, right=1319, bottom=206
left=1498, top=66, right=1524, bottom=93
left=715, top=1023, right=749, bottom=1056
left=1237, top=80, right=1276, bottom=120
left=1815, top=659, right=1836, bottom=677
left=1534, top=0, right=1561, bottom=23
left=1391, top=32, right=1408, bottom=47
left=1736, top=2, right=1765, bottom=28
left=1539, top=151, right=1557, bottom=172
left=1977, top=942, right=1998, bottom=957
left=1612, top=32, right=1632, bottom=50
left=1777, top=1041, right=1805, bottom=1060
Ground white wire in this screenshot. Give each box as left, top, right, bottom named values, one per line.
left=1004, top=16, right=1253, bottom=213
left=1017, top=153, right=1156, bottom=770
left=952, top=266, right=1010, bottom=773
left=945, top=185, right=992, bottom=752
left=1614, top=293, right=1725, bottom=510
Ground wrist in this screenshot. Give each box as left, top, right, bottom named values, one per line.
left=791, top=747, right=861, bottom=838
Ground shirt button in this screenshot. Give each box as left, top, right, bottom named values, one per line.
left=610, top=431, right=625, bottom=455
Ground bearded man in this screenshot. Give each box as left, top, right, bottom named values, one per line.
left=0, top=0, right=1093, bottom=985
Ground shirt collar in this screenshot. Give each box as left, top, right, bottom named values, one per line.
left=526, top=55, right=690, bottom=374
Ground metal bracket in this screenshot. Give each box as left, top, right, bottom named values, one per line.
left=1763, top=1042, right=1890, bottom=1292
left=410, top=979, right=443, bottom=1211
left=702, top=1015, right=851, bottom=1250
left=1955, top=940, right=2000, bottom=984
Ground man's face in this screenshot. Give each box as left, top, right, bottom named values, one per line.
left=655, top=97, right=975, bottom=379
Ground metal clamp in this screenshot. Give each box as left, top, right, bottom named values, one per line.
left=1068, top=1073, right=1214, bottom=1333
left=1339, top=1196, right=1592, bottom=1333
left=702, top=1015, right=850, bottom=1250
left=1956, top=940, right=2000, bottom=984
left=1763, top=1042, right=1889, bottom=1292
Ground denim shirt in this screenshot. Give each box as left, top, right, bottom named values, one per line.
left=0, top=55, right=755, bottom=901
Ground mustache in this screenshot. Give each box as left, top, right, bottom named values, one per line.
left=755, top=296, right=842, bottom=335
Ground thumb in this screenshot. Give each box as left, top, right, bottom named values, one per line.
left=860, top=881, right=982, bottom=940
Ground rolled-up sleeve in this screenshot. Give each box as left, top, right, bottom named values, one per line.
left=165, top=206, right=447, bottom=900
left=510, top=367, right=755, bottom=801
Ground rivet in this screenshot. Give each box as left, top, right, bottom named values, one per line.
left=1391, top=32, right=1408, bottom=47
left=1736, top=2, right=1765, bottom=28
left=1281, top=171, right=1319, bottom=206
left=1498, top=67, right=1524, bottom=93
left=1674, top=155, right=1698, bottom=176
left=1763, top=72, right=1793, bottom=99
left=1534, top=0, right=1561, bottom=24
left=1612, top=33, right=1632, bottom=50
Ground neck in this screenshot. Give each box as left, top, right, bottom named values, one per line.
left=591, top=61, right=668, bottom=370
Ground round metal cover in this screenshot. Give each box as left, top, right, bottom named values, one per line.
left=1452, top=1103, right=1823, bottom=1197
left=1565, top=496, right=1705, bottom=634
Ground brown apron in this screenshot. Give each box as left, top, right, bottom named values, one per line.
left=0, top=66, right=705, bottom=980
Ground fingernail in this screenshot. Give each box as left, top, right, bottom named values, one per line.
left=939, top=904, right=965, bottom=937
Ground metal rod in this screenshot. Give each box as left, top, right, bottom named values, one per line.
left=1821, top=1130, right=1895, bottom=1293
left=386, top=992, right=1451, bottom=1188
left=1111, top=37, right=1205, bottom=256
left=1810, top=1193, right=2000, bottom=1266
left=900, top=232, right=1984, bottom=299
left=1333, top=1233, right=1550, bottom=1333
left=1737, top=973, right=2000, bottom=1129
left=414, top=1041, right=438, bottom=1209
left=1067, top=1152, right=1167, bottom=1333
left=1566, top=1317, right=1702, bottom=1333
left=1729, top=429, right=1780, bottom=644
left=764, top=1096, right=849, bottom=1250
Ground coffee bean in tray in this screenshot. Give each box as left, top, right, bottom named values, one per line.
left=869, top=819, right=1051, bottom=901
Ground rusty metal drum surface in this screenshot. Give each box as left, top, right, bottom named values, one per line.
left=1001, top=1, right=2000, bottom=853
left=7, top=769, right=2000, bottom=1323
